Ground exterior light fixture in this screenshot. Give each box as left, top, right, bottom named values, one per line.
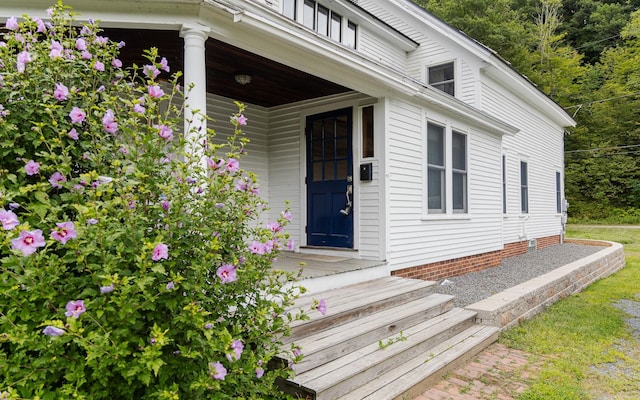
left=234, top=73, right=252, bottom=85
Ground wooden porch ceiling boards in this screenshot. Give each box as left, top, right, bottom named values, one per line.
left=103, top=28, right=351, bottom=108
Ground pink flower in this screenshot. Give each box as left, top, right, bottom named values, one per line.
left=5, top=17, right=19, bottom=30
left=42, top=326, right=64, bottom=336
left=24, top=160, right=40, bottom=175
left=143, top=64, right=160, bottom=78
left=93, top=61, right=105, bottom=71
left=48, top=172, right=66, bottom=188
left=148, top=85, right=164, bottom=98
left=34, top=17, right=46, bottom=33
left=69, top=107, right=86, bottom=124
left=152, top=243, right=168, bottom=261
left=16, top=51, right=31, bottom=73
left=233, top=114, right=247, bottom=125
left=287, top=239, right=295, bottom=251
left=49, top=40, right=63, bottom=58
left=160, top=57, right=170, bottom=72
left=226, top=158, right=239, bottom=173
left=95, top=36, right=108, bottom=46
left=53, top=83, right=69, bottom=101
left=154, top=124, right=173, bottom=141
left=11, top=229, right=45, bottom=256
left=255, top=367, right=265, bottom=379
left=81, top=50, right=92, bottom=60
left=100, top=284, right=114, bottom=294
left=267, top=221, right=282, bottom=233
left=68, top=128, right=79, bottom=140
left=216, top=264, right=237, bottom=283
left=227, top=339, right=244, bottom=362
left=51, top=221, right=77, bottom=244
left=316, top=299, right=327, bottom=316
left=75, top=38, right=87, bottom=51
left=209, top=362, right=227, bottom=380
left=166, top=281, right=175, bottom=290
left=133, top=104, right=145, bottom=114
left=249, top=240, right=266, bottom=255
left=207, top=157, right=224, bottom=171
left=112, top=58, right=122, bottom=68
left=281, top=210, right=292, bottom=221
left=65, top=300, right=86, bottom=318
left=102, top=109, right=118, bottom=134
left=0, top=209, right=19, bottom=230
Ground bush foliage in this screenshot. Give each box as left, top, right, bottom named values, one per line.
left=0, top=3, right=312, bottom=399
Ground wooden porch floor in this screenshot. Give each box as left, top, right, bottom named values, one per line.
left=272, top=252, right=386, bottom=279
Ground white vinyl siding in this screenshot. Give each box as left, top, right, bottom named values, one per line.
left=482, top=76, right=565, bottom=243
left=387, top=99, right=502, bottom=271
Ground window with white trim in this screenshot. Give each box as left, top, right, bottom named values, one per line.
left=520, top=161, right=529, bottom=213
left=452, top=131, right=467, bottom=212
left=502, top=155, right=507, bottom=214
left=427, top=62, right=455, bottom=96
left=426, top=122, right=469, bottom=215
left=556, top=171, right=562, bottom=214
left=282, top=0, right=357, bottom=48
left=427, top=123, right=446, bottom=213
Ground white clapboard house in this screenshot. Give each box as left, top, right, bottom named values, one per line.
left=2, top=0, right=574, bottom=289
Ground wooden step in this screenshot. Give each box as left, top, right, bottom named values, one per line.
left=343, top=325, right=501, bottom=400
left=290, top=293, right=455, bottom=374
left=286, top=277, right=437, bottom=342
left=286, top=308, right=479, bottom=400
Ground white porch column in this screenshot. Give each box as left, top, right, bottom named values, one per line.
left=180, top=25, right=210, bottom=160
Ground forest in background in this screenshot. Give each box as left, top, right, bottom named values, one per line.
left=414, top=0, right=640, bottom=222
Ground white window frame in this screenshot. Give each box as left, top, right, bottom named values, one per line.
left=520, top=160, right=529, bottom=214
left=282, top=0, right=357, bottom=48
left=426, top=61, right=456, bottom=97
left=424, top=118, right=470, bottom=218
left=451, top=130, right=467, bottom=213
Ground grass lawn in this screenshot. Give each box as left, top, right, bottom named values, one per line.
left=499, top=225, right=640, bottom=399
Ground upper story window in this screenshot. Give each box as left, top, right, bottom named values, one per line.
left=282, top=0, right=357, bottom=48
left=428, top=62, right=455, bottom=96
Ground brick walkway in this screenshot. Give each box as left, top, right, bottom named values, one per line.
left=413, top=343, right=543, bottom=400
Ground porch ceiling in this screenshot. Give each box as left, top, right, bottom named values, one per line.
left=103, top=28, right=351, bottom=108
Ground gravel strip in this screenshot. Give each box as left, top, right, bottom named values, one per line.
left=435, top=243, right=608, bottom=307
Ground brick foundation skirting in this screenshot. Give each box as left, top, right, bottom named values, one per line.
left=391, top=235, right=562, bottom=281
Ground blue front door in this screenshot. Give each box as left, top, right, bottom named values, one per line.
left=306, top=108, right=354, bottom=248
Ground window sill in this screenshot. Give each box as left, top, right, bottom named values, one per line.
left=421, top=213, right=471, bottom=221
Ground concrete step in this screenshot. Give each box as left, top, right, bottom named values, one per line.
left=291, top=293, right=455, bottom=374
left=285, top=276, right=437, bottom=342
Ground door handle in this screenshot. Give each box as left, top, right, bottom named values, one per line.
left=340, top=184, right=353, bottom=216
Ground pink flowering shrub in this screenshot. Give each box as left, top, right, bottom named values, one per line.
left=0, top=4, right=309, bottom=399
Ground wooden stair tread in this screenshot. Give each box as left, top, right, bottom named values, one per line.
left=289, top=294, right=454, bottom=373
left=289, top=277, right=435, bottom=322
left=346, top=325, right=501, bottom=400
left=291, top=308, right=478, bottom=396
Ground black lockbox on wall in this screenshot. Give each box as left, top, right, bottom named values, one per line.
left=360, top=163, right=373, bottom=181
